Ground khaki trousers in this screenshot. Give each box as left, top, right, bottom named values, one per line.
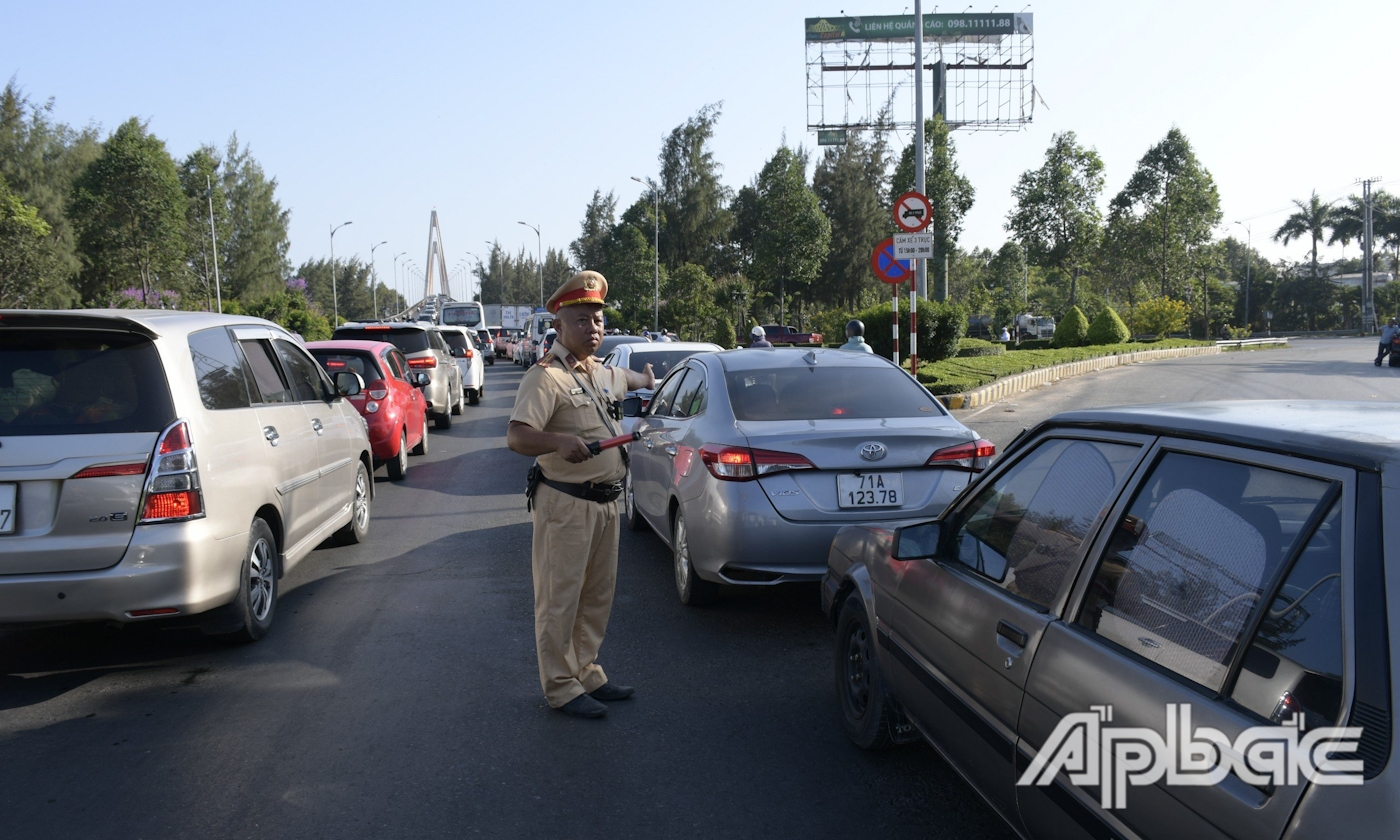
left=530, top=483, right=620, bottom=707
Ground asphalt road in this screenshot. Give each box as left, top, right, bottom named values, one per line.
left=953, top=337, right=1400, bottom=449
left=5, top=338, right=1393, bottom=840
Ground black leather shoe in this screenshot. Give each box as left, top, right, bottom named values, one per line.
left=589, top=682, right=635, bottom=702
left=557, top=693, right=608, bottom=718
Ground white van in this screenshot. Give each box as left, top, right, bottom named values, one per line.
left=520, top=312, right=556, bottom=366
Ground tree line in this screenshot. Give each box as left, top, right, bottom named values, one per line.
left=0, top=80, right=401, bottom=338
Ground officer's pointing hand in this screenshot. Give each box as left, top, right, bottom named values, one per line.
left=556, top=434, right=594, bottom=463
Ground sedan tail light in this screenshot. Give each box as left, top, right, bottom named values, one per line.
left=699, top=444, right=816, bottom=481
left=407, top=357, right=437, bottom=370
left=926, top=439, right=996, bottom=472
left=139, top=419, right=205, bottom=523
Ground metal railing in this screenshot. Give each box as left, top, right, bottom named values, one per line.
left=1215, top=337, right=1290, bottom=349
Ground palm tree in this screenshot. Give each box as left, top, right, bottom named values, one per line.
left=1274, top=190, right=1334, bottom=281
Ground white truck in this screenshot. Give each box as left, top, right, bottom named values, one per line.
left=1015, top=313, right=1056, bottom=340
left=484, top=304, right=535, bottom=331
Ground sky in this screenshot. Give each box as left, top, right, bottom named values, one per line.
left=7, top=0, right=1398, bottom=302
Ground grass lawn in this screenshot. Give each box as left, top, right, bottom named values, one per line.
left=919, top=339, right=1216, bottom=396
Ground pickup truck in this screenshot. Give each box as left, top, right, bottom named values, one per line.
left=761, top=324, right=824, bottom=345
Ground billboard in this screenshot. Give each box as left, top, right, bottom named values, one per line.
left=805, top=12, right=1032, bottom=43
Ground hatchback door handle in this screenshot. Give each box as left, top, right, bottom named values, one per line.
left=263, top=426, right=280, bottom=446
left=997, top=620, right=1028, bottom=648
left=311, top=419, right=324, bottom=435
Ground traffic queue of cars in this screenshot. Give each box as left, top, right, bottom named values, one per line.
left=0, top=310, right=491, bottom=642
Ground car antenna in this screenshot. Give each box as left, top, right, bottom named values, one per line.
left=804, top=349, right=818, bottom=365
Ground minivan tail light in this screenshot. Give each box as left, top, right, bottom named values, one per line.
left=407, top=357, right=437, bottom=369
left=699, top=445, right=816, bottom=481
left=72, top=462, right=148, bottom=479
left=139, top=419, right=205, bottom=524
left=926, top=439, right=996, bottom=472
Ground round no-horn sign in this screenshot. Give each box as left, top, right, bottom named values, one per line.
left=871, top=237, right=914, bottom=284
left=892, top=191, right=933, bottom=233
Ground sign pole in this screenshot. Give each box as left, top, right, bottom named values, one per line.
left=892, top=282, right=900, bottom=365
left=914, top=0, right=928, bottom=301
left=909, top=285, right=919, bottom=375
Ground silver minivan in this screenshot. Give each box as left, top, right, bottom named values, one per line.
left=824, top=402, right=1398, bottom=840
left=0, top=310, right=375, bottom=640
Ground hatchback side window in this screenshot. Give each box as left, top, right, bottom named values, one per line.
left=274, top=339, right=325, bottom=403
left=240, top=339, right=292, bottom=404
left=671, top=367, right=706, bottom=418
left=649, top=369, right=689, bottom=417
left=950, top=439, right=1142, bottom=610
left=386, top=351, right=407, bottom=381
left=1077, top=452, right=1334, bottom=692
left=1230, top=501, right=1344, bottom=726
left=188, top=327, right=251, bottom=410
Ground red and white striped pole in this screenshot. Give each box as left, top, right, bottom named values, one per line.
left=891, top=282, right=900, bottom=364
left=909, top=284, right=919, bottom=375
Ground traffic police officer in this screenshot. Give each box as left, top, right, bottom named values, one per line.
left=507, top=270, right=655, bottom=718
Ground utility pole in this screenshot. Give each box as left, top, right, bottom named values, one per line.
left=1234, top=221, right=1251, bottom=330
left=914, top=0, right=928, bottom=301
left=632, top=176, right=661, bottom=331
left=206, top=175, right=222, bottom=313
left=1362, top=176, right=1382, bottom=332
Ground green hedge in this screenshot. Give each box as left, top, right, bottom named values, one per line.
left=1087, top=307, right=1131, bottom=345
left=956, top=338, right=1006, bottom=358
left=855, top=298, right=967, bottom=362
left=1052, top=306, right=1090, bottom=347
left=918, top=339, right=1213, bottom=396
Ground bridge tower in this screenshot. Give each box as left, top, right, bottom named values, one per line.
left=421, top=210, right=453, bottom=301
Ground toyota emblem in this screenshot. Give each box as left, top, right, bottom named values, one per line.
left=859, top=442, right=887, bottom=462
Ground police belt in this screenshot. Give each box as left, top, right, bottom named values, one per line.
left=539, top=476, right=624, bottom=504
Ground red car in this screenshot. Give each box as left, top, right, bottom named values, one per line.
left=306, top=340, right=429, bottom=481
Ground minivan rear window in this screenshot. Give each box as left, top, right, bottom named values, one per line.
left=441, top=332, right=472, bottom=352
left=0, top=330, right=175, bottom=435
left=725, top=365, right=941, bottom=421
left=333, top=327, right=429, bottom=355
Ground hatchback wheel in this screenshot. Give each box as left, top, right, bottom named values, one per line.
left=411, top=416, right=429, bottom=455
left=625, top=473, right=647, bottom=532
left=387, top=430, right=408, bottom=480
left=672, top=508, right=717, bottom=606
left=213, top=518, right=278, bottom=642
left=334, top=462, right=371, bottom=545
left=836, top=595, right=896, bottom=750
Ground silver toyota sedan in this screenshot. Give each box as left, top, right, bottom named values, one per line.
left=623, top=347, right=991, bottom=605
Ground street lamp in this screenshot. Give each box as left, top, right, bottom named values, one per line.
left=1233, top=221, right=1251, bottom=331
left=329, top=221, right=353, bottom=324
left=518, top=222, right=542, bottom=306
left=391, top=251, right=407, bottom=317
left=631, top=176, right=660, bottom=332
left=454, top=259, right=470, bottom=301
left=370, top=240, right=388, bottom=320
left=463, top=252, right=483, bottom=302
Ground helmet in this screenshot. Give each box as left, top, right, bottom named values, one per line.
left=845, top=319, right=865, bottom=337
left=750, top=325, right=766, bottom=338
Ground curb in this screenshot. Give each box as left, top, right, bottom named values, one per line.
left=939, top=345, right=1226, bottom=410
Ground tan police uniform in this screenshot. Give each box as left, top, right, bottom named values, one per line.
left=509, top=273, right=631, bottom=708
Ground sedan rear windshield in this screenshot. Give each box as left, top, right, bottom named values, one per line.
left=626, top=350, right=701, bottom=379
left=0, top=330, right=175, bottom=436
left=310, top=351, right=384, bottom=382
left=725, top=365, right=942, bottom=421
left=333, top=327, right=429, bottom=355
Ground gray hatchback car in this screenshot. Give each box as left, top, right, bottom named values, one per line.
left=824, top=402, right=1397, bottom=840
left=625, top=348, right=989, bottom=605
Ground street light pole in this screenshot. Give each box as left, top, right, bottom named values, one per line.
left=392, top=251, right=407, bottom=317
left=630, top=176, right=660, bottom=332
left=518, top=222, right=542, bottom=307
left=1233, top=221, right=1251, bottom=331
left=464, top=252, right=483, bottom=302
left=206, top=175, right=223, bottom=313
left=329, top=221, right=353, bottom=324
left=370, top=240, right=388, bottom=319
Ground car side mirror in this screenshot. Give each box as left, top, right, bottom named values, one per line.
left=414, top=371, right=431, bottom=388
left=892, top=521, right=941, bottom=560
left=334, top=371, right=365, bottom=398
left=451, top=347, right=466, bottom=358
left=621, top=396, right=644, bottom=417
